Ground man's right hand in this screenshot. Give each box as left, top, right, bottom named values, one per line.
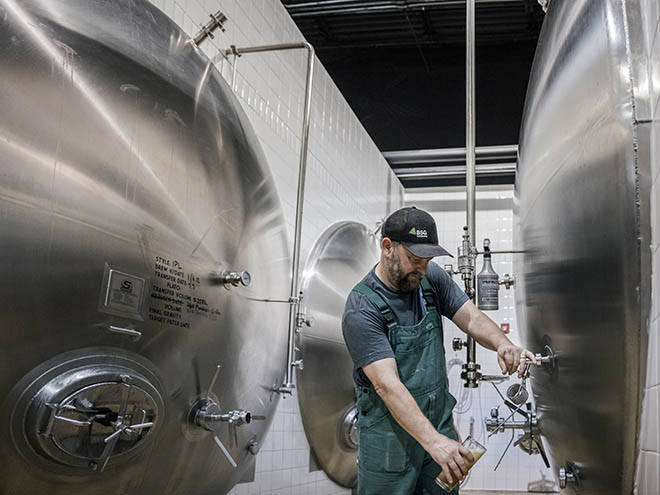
left=427, top=434, right=475, bottom=485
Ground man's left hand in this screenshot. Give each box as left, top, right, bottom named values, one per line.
left=496, top=345, right=537, bottom=378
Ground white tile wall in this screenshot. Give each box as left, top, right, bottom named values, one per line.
left=406, top=185, right=557, bottom=492
left=145, top=1, right=403, bottom=494
left=638, top=0, right=660, bottom=494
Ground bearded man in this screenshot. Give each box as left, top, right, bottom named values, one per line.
left=342, top=206, right=537, bottom=494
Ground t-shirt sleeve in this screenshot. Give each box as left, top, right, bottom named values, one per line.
left=427, top=261, right=469, bottom=319
left=342, top=291, right=395, bottom=371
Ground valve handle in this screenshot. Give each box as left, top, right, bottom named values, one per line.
left=99, top=380, right=134, bottom=472
left=206, top=365, right=221, bottom=401
left=213, top=433, right=237, bottom=468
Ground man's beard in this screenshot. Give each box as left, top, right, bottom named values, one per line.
left=387, top=249, right=423, bottom=292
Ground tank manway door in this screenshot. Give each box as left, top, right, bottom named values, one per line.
left=10, top=352, right=164, bottom=473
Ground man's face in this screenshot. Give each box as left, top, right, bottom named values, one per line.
left=385, top=242, right=433, bottom=292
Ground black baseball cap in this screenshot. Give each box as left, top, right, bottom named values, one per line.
left=382, top=206, right=453, bottom=258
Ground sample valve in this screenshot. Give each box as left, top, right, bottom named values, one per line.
left=190, top=365, right=261, bottom=468
left=197, top=407, right=253, bottom=428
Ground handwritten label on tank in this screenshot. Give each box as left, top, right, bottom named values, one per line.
left=148, top=256, right=221, bottom=329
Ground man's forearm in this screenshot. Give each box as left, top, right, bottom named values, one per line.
left=465, top=310, right=512, bottom=352
left=375, top=379, right=444, bottom=450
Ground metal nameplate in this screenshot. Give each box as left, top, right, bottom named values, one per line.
left=100, top=267, right=146, bottom=320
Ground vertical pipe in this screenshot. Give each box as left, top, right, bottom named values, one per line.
left=231, top=53, right=238, bottom=91
left=466, top=0, right=476, bottom=245
left=225, top=42, right=316, bottom=394
left=225, top=41, right=314, bottom=394
left=465, top=0, right=478, bottom=385
left=282, top=44, right=315, bottom=391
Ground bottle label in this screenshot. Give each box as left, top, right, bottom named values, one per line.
left=478, top=277, right=499, bottom=309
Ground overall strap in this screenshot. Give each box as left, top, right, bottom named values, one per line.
left=352, top=282, right=398, bottom=332
left=419, top=277, right=436, bottom=309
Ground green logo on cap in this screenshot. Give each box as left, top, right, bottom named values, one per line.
left=409, top=227, right=417, bottom=235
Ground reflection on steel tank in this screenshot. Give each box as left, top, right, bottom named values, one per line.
left=0, top=1, right=290, bottom=494
left=515, top=0, right=652, bottom=493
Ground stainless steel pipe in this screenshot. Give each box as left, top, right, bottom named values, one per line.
left=466, top=0, right=476, bottom=246
left=463, top=0, right=479, bottom=388
left=226, top=42, right=316, bottom=395
left=285, top=0, right=530, bottom=17
left=393, top=163, right=516, bottom=180
left=383, top=145, right=518, bottom=166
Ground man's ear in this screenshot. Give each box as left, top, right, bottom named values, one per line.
left=381, top=237, right=393, bottom=253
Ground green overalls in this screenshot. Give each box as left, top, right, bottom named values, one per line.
left=352, top=277, right=459, bottom=495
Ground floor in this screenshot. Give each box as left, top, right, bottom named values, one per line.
left=463, top=492, right=528, bottom=494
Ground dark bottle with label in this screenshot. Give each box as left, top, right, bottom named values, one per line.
left=477, top=239, right=499, bottom=311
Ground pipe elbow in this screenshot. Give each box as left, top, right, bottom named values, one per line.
left=302, top=41, right=314, bottom=54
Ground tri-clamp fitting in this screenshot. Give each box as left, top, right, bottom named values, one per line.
left=192, top=11, right=228, bottom=46
left=460, top=362, right=481, bottom=389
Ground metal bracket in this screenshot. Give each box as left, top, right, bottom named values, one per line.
left=108, top=325, right=142, bottom=341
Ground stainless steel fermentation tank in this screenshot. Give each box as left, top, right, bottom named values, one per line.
left=295, top=222, right=379, bottom=488
left=0, top=1, right=291, bottom=494
left=516, top=0, right=652, bottom=493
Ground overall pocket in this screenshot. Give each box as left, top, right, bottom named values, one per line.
left=359, top=422, right=411, bottom=474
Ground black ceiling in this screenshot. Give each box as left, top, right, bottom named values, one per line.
left=281, top=0, right=546, bottom=187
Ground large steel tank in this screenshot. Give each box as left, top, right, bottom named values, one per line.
left=0, top=1, right=290, bottom=494
left=515, top=0, right=652, bottom=493
left=296, top=221, right=379, bottom=488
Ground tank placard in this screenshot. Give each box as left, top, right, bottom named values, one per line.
left=148, top=256, right=221, bottom=329
left=103, top=270, right=146, bottom=315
